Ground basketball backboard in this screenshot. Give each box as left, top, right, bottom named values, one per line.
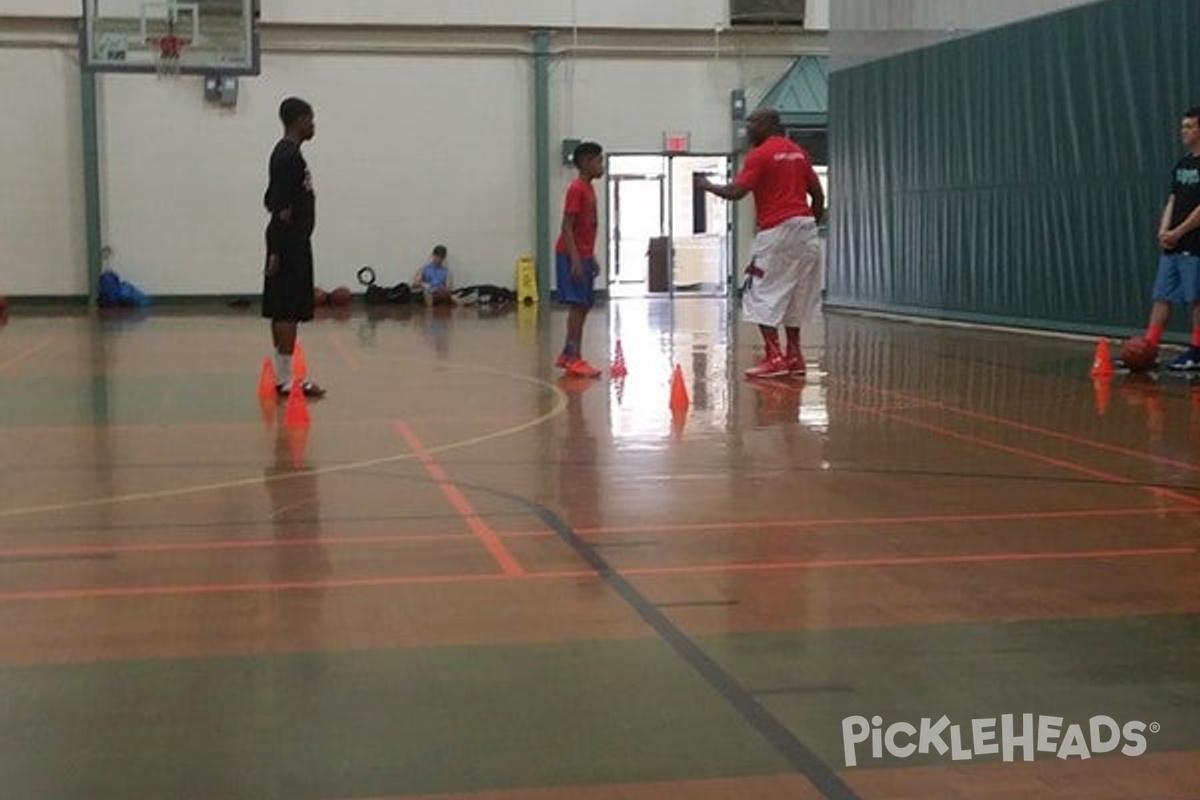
left=82, top=0, right=259, bottom=75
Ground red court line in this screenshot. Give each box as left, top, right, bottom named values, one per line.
left=0, top=336, right=55, bottom=372
left=0, top=419, right=375, bottom=434
left=393, top=420, right=525, bottom=576
left=0, top=546, right=1191, bottom=602
left=838, top=397, right=1200, bottom=508
left=535, top=506, right=1200, bottom=538
left=867, top=382, right=1200, bottom=476
left=0, top=571, right=520, bottom=601
left=5, top=506, right=1193, bottom=560
left=0, top=532, right=476, bottom=560
left=328, top=332, right=360, bottom=372
left=619, top=546, right=1196, bottom=577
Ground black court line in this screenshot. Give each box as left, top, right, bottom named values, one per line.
left=654, top=599, right=740, bottom=608
left=138, top=462, right=863, bottom=798
left=328, top=469, right=870, bottom=798
left=752, top=684, right=856, bottom=696
left=512, top=494, right=863, bottom=800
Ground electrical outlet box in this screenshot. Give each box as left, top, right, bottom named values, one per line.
left=203, top=74, right=239, bottom=107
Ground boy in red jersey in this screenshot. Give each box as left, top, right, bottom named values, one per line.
left=554, top=141, right=605, bottom=378
left=696, top=108, right=825, bottom=379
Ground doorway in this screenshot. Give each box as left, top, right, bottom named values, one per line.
left=606, top=154, right=732, bottom=298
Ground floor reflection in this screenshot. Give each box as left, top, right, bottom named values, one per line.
left=262, top=418, right=330, bottom=650
left=604, top=298, right=829, bottom=442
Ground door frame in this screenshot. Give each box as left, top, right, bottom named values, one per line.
left=609, top=172, right=665, bottom=292
left=605, top=152, right=734, bottom=299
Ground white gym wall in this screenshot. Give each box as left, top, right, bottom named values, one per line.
left=0, top=0, right=819, bottom=297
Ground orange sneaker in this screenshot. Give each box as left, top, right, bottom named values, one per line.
left=565, top=358, right=602, bottom=378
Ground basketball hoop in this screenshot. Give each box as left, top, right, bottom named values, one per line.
left=147, top=34, right=190, bottom=78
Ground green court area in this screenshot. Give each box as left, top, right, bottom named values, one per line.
left=1, top=615, right=1195, bottom=799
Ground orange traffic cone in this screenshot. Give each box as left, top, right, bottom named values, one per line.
left=1092, top=376, right=1111, bottom=417
left=284, top=381, right=310, bottom=427
left=293, top=341, right=307, bottom=381
left=669, top=364, right=689, bottom=414
left=610, top=340, right=628, bottom=378
left=257, top=358, right=277, bottom=399
left=1090, top=338, right=1114, bottom=377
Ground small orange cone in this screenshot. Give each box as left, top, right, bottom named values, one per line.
left=669, top=364, right=689, bottom=414
left=284, top=381, right=310, bottom=427
left=293, top=342, right=307, bottom=381
left=1092, top=376, right=1111, bottom=417
left=286, top=425, right=309, bottom=468
left=670, top=410, right=687, bottom=439
left=259, top=394, right=277, bottom=428
left=610, top=340, right=628, bottom=378
left=257, top=358, right=277, bottom=399
left=1090, top=338, right=1114, bottom=377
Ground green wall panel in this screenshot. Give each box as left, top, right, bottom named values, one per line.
left=827, top=0, right=1200, bottom=336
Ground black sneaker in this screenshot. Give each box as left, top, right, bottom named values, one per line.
left=1167, top=347, right=1200, bottom=371
left=276, top=380, right=327, bottom=398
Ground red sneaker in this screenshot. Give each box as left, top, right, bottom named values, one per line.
left=555, top=353, right=570, bottom=369
left=745, top=355, right=790, bottom=379
left=787, top=355, right=806, bottom=376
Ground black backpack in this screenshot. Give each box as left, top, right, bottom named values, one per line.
left=359, top=266, right=413, bottom=305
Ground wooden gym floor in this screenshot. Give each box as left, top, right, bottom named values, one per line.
left=0, top=297, right=1196, bottom=800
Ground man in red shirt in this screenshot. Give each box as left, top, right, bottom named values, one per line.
left=554, top=141, right=605, bottom=378
left=696, top=108, right=825, bottom=378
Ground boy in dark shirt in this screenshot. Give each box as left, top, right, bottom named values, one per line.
left=263, top=97, right=325, bottom=397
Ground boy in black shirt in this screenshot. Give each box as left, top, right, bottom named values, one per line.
left=263, top=97, right=325, bottom=397
left=1136, top=107, right=1200, bottom=370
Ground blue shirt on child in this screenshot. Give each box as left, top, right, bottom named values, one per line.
left=420, top=263, right=449, bottom=290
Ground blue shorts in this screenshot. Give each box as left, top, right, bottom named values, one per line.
left=555, top=253, right=596, bottom=307
left=1151, top=253, right=1200, bottom=304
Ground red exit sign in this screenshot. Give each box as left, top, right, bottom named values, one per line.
left=664, top=133, right=690, bottom=152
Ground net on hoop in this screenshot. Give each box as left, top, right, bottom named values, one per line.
left=146, top=34, right=191, bottom=78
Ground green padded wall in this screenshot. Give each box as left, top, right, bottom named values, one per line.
left=827, top=0, right=1200, bottom=337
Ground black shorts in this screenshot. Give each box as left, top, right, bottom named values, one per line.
left=262, top=233, right=315, bottom=322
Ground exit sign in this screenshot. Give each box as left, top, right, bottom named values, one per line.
left=664, top=132, right=690, bottom=152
